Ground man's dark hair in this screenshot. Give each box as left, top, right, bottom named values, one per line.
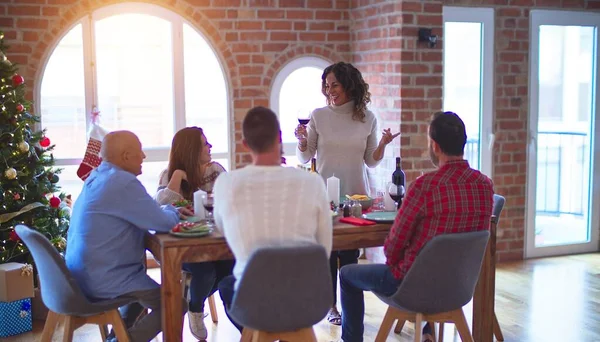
left=242, top=106, right=280, bottom=153
left=428, top=111, right=467, bottom=156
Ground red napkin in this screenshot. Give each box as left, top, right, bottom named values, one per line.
left=340, top=217, right=377, bottom=226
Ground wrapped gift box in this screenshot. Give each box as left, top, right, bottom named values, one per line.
left=0, top=298, right=32, bottom=337
left=0, top=263, right=34, bottom=302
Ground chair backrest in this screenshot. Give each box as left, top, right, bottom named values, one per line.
left=493, top=194, right=506, bottom=223
left=390, top=230, right=490, bottom=314
left=15, top=225, right=93, bottom=315
left=229, top=244, right=332, bottom=332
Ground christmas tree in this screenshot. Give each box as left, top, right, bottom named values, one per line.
left=0, top=31, right=70, bottom=269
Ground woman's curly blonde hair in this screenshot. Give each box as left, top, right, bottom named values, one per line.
left=321, top=62, right=371, bottom=122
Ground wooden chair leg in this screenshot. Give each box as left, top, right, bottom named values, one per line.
left=414, top=313, right=423, bottom=342
left=451, top=309, right=473, bottom=342
left=240, top=328, right=254, bottom=342
left=438, top=322, right=444, bottom=342
left=375, top=307, right=397, bottom=342
left=394, top=320, right=405, bottom=334
left=297, top=327, right=317, bottom=342
left=99, top=324, right=108, bottom=340
left=62, top=316, right=75, bottom=342
left=40, top=311, right=61, bottom=342
left=493, top=313, right=504, bottom=341
left=108, top=309, right=130, bottom=342
left=208, top=293, right=218, bottom=323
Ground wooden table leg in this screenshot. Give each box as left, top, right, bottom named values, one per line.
left=161, top=247, right=184, bottom=342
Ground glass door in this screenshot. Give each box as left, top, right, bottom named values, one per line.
left=443, top=7, right=494, bottom=177
left=527, top=10, right=600, bottom=258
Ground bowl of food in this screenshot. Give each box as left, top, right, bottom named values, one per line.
left=343, top=194, right=373, bottom=211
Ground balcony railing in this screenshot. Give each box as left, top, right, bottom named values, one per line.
left=536, top=131, right=587, bottom=216
left=466, top=132, right=587, bottom=216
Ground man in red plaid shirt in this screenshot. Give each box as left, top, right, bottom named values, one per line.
left=337, top=112, right=494, bottom=342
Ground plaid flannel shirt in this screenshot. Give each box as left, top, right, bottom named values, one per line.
left=384, top=160, right=494, bottom=279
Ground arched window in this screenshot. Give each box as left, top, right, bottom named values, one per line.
left=39, top=3, right=229, bottom=199
left=270, top=56, right=331, bottom=167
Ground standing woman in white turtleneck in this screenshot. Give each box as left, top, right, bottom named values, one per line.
left=295, top=61, right=399, bottom=325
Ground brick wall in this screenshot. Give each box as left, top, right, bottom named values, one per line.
left=3, top=0, right=598, bottom=261
left=0, top=0, right=351, bottom=167
left=350, top=0, right=403, bottom=189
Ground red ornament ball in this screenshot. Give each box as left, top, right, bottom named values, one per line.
left=40, top=137, right=51, bottom=148
left=8, top=230, right=19, bottom=242
left=49, top=196, right=61, bottom=208
left=12, top=74, right=24, bottom=87
left=13, top=193, right=20, bottom=200
left=16, top=104, right=24, bottom=112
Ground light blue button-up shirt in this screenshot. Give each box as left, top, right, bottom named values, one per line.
left=65, top=162, right=179, bottom=299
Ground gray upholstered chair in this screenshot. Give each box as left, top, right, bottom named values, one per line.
left=229, top=244, right=332, bottom=342
left=15, top=225, right=133, bottom=342
left=374, top=230, right=490, bottom=342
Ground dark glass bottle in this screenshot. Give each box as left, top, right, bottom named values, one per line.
left=392, top=157, right=405, bottom=209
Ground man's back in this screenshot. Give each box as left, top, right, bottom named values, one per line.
left=213, top=165, right=333, bottom=287
left=66, top=162, right=179, bottom=299
left=384, top=160, right=494, bottom=279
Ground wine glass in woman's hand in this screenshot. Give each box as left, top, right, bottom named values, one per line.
left=297, top=109, right=311, bottom=126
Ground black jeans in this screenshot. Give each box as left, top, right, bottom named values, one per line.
left=330, top=249, right=360, bottom=306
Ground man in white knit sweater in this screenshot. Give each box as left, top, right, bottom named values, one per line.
left=214, top=106, right=333, bottom=332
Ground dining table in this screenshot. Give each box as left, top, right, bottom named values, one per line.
left=145, top=218, right=498, bottom=342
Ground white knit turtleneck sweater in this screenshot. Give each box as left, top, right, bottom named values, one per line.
left=296, top=101, right=381, bottom=197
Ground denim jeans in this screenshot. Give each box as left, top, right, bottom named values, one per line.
left=339, top=263, right=402, bottom=342
left=182, top=259, right=234, bottom=313
left=218, top=275, right=244, bottom=332
left=330, top=249, right=360, bottom=306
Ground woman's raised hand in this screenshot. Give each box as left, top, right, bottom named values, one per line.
left=379, top=128, right=400, bottom=146
left=295, top=124, right=308, bottom=142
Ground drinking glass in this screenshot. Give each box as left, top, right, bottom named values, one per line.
left=297, top=109, right=311, bottom=127
left=387, top=182, right=405, bottom=210
left=202, top=193, right=215, bottom=226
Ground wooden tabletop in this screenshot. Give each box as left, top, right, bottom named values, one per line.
left=146, top=221, right=392, bottom=261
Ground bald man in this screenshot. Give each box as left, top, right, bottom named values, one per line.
left=66, top=131, right=190, bottom=342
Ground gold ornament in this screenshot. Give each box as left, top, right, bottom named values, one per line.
left=17, top=141, right=29, bottom=153
left=20, top=264, right=32, bottom=276
left=4, top=167, right=16, bottom=179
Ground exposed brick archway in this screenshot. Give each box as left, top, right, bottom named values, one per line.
left=263, top=44, right=346, bottom=91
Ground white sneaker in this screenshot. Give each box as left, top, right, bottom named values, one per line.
left=188, top=311, right=208, bottom=340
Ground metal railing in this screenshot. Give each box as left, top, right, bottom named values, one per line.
left=467, top=132, right=587, bottom=216
left=536, top=131, right=587, bottom=216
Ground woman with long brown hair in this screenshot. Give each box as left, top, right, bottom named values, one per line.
left=155, top=126, right=232, bottom=340
left=295, top=62, right=399, bottom=326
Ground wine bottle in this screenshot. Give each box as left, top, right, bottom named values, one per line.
left=392, top=157, right=405, bottom=209
left=310, top=158, right=318, bottom=174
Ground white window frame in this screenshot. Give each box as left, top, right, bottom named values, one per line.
left=36, top=2, right=231, bottom=167
left=442, top=6, right=495, bottom=178
left=526, top=10, right=600, bottom=258
left=270, top=56, right=331, bottom=156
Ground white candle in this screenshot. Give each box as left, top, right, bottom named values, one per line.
left=193, top=189, right=206, bottom=219
left=327, top=174, right=340, bottom=207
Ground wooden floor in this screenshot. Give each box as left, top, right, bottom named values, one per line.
left=6, top=253, right=600, bottom=341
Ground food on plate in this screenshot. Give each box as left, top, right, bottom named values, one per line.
left=173, top=199, right=192, bottom=207
left=346, top=194, right=370, bottom=201
left=171, top=221, right=211, bottom=233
